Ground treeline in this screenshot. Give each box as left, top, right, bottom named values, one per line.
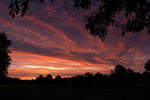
left=33, top=64, right=150, bottom=87
left=2, top=60, right=150, bottom=88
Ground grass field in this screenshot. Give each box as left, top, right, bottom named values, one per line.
left=0, top=84, right=149, bottom=100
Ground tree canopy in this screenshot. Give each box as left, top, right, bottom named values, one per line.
left=9, top=0, right=150, bottom=41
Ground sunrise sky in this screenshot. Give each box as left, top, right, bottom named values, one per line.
left=0, top=0, right=150, bottom=80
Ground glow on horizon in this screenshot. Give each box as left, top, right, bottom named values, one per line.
left=8, top=51, right=113, bottom=80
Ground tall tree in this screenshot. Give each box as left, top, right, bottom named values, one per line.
left=8, top=0, right=150, bottom=41
left=0, top=32, right=11, bottom=79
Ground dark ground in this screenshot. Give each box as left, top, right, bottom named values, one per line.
left=0, top=84, right=149, bottom=100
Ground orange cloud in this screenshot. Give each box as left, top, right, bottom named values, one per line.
left=8, top=50, right=115, bottom=79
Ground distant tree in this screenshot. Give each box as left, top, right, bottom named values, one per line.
left=0, top=32, right=11, bottom=79
left=111, top=66, right=134, bottom=77
left=75, top=74, right=84, bottom=78
left=84, top=72, right=93, bottom=78
left=94, top=72, right=106, bottom=86
left=127, top=68, right=134, bottom=74
left=9, top=0, right=150, bottom=41
left=55, top=75, right=61, bottom=80
left=144, top=60, right=150, bottom=72
left=36, top=74, right=44, bottom=80
left=45, top=74, right=53, bottom=79
left=112, top=64, right=128, bottom=79
left=111, top=64, right=133, bottom=87
left=126, top=68, right=135, bottom=83
left=94, top=72, right=103, bottom=78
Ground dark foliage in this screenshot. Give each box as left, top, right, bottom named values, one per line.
left=1, top=60, right=150, bottom=89
left=84, top=0, right=150, bottom=41
left=30, top=64, right=146, bottom=88
left=55, top=75, right=61, bottom=80
left=45, top=74, right=53, bottom=79
left=144, top=60, right=150, bottom=71
left=9, top=0, right=150, bottom=41
left=0, top=32, right=11, bottom=80
left=8, top=0, right=54, bottom=18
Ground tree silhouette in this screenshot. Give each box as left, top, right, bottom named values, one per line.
left=55, top=75, right=61, bottom=80
left=144, top=60, right=150, bottom=72
left=0, top=32, right=11, bottom=79
left=94, top=72, right=103, bottom=78
left=45, top=74, right=53, bottom=79
left=84, top=0, right=150, bottom=41
left=84, top=72, right=93, bottom=78
left=8, top=0, right=54, bottom=17
left=9, top=0, right=150, bottom=41
left=36, top=74, right=44, bottom=80
left=112, top=64, right=128, bottom=79
left=127, top=68, right=134, bottom=74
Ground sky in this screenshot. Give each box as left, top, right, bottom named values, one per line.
left=0, top=0, right=150, bottom=80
